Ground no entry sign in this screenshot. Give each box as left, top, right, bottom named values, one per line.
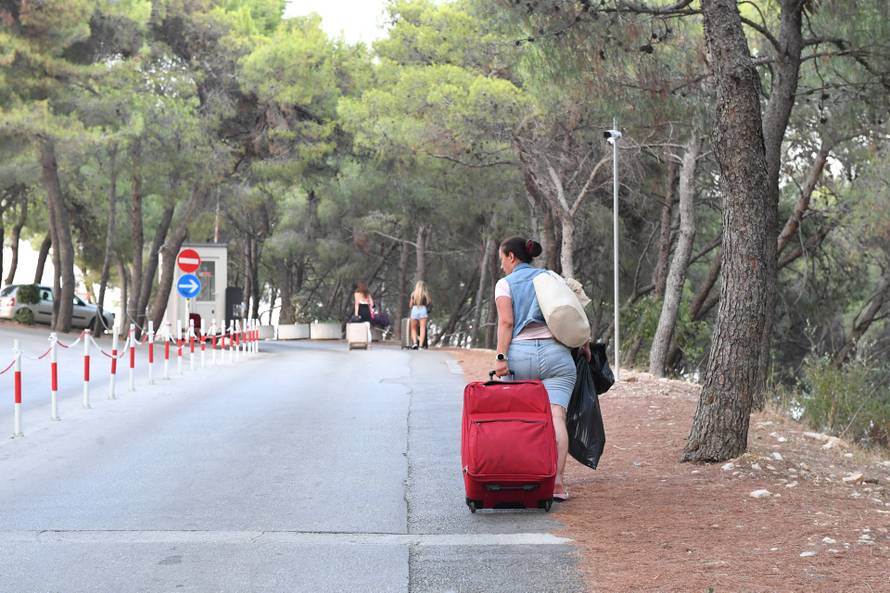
left=177, top=248, right=201, bottom=273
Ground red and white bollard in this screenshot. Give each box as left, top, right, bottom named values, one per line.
left=189, top=319, right=196, bottom=372
left=83, top=329, right=92, bottom=409
left=164, top=320, right=171, bottom=380
left=12, top=339, right=23, bottom=438
left=200, top=325, right=206, bottom=369
left=147, top=320, right=155, bottom=385
left=50, top=333, right=60, bottom=421
left=109, top=325, right=119, bottom=400
left=228, top=320, right=235, bottom=364
left=176, top=320, right=183, bottom=376
left=128, top=323, right=136, bottom=392
left=211, top=319, right=218, bottom=367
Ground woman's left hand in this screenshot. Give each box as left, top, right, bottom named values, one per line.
left=580, top=341, right=592, bottom=362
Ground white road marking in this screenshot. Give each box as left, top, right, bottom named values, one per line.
left=1, top=530, right=572, bottom=546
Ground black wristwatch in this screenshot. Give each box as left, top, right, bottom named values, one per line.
left=496, top=353, right=508, bottom=362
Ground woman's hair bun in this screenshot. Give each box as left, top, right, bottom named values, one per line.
left=526, top=239, right=543, bottom=258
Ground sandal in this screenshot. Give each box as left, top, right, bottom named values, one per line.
left=553, top=485, right=570, bottom=502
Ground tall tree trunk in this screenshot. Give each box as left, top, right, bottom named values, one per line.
left=150, top=189, right=208, bottom=329
left=558, top=215, right=575, bottom=279
left=649, top=135, right=700, bottom=377
left=34, top=233, right=51, bottom=285
left=277, top=258, right=295, bottom=324
left=118, top=256, right=129, bottom=334
left=127, top=139, right=144, bottom=325
left=757, top=0, right=804, bottom=392
left=395, top=240, right=409, bottom=337
left=5, top=199, right=27, bottom=285
left=653, top=156, right=678, bottom=299
left=40, top=139, right=75, bottom=332
left=472, top=236, right=495, bottom=346
left=250, top=238, right=261, bottom=319
left=485, top=242, right=500, bottom=349
left=98, top=145, right=118, bottom=325
left=415, top=224, right=427, bottom=282
left=682, top=0, right=774, bottom=463
left=137, top=204, right=175, bottom=330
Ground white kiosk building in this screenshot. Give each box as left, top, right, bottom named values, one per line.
left=165, top=243, right=228, bottom=334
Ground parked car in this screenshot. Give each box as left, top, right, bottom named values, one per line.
left=0, top=285, right=115, bottom=331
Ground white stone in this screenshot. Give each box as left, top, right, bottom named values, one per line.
left=722, top=462, right=735, bottom=472
left=750, top=489, right=772, bottom=499
left=772, top=452, right=784, bottom=461
left=752, top=463, right=762, bottom=471
left=770, top=547, right=779, bottom=552
left=800, top=551, right=817, bottom=557
left=777, top=437, right=787, bottom=443
left=822, top=436, right=847, bottom=450
left=822, top=537, right=837, bottom=544
left=786, top=481, right=799, bottom=488
left=803, top=431, right=830, bottom=441
left=842, top=472, right=864, bottom=484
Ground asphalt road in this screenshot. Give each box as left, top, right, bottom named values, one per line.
left=0, top=335, right=585, bottom=593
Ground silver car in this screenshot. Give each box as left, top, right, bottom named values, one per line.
left=0, top=285, right=115, bottom=332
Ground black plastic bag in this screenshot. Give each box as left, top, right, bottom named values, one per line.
left=590, top=342, right=615, bottom=394
left=566, top=353, right=607, bottom=469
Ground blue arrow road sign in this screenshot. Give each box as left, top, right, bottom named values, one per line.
left=177, top=273, right=202, bottom=299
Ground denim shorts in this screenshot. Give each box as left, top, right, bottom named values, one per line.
left=507, top=339, right=576, bottom=409
left=410, top=306, right=428, bottom=320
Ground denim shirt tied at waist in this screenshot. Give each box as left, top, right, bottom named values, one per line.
left=504, top=262, right=547, bottom=339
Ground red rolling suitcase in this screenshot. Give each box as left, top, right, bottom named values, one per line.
left=461, top=376, right=557, bottom=512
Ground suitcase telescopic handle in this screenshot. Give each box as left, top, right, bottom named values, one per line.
left=488, top=370, right=514, bottom=381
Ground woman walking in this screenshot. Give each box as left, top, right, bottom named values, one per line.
left=408, top=281, right=431, bottom=349
left=353, top=281, right=375, bottom=323
left=492, top=237, right=589, bottom=502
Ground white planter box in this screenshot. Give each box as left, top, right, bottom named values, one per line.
left=277, top=323, right=311, bottom=340
left=310, top=322, right=342, bottom=340
left=258, top=325, right=274, bottom=340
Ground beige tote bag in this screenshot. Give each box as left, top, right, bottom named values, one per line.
left=533, top=271, right=591, bottom=348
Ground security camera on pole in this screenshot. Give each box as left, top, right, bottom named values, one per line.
left=605, top=118, right=622, bottom=381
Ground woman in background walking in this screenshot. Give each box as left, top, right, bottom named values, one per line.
left=408, top=281, right=432, bottom=349
left=353, top=281, right=374, bottom=323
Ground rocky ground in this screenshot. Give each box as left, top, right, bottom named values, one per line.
left=450, top=347, right=890, bottom=593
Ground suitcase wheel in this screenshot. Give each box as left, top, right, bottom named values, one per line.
left=538, top=499, right=553, bottom=512
left=466, top=498, right=480, bottom=513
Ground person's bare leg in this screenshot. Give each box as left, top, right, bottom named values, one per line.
left=551, top=404, right=569, bottom=492
left=410, top=319, right=418, bottom=346
left=419, top=318, right=428, bottom=347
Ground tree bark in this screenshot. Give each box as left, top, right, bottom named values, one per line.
left=127, top=139, right=144, bottom=325
left=682, top=0, right=774, bottom=463
left=5, top=199, right=27, bottom=285
left=34, top=233, right=51, bottom=285
left=149, top=189, right=209, bottom=329
left=118, top=256, right=129, bottom=334
left=277, top=258, right=295, bottom=324
left=653, top=156, right=678, bottom=299
left=395, top=240, right=409, bottom=337
left=415, top=224, right=427, bottom=282
left=472, top=235, right=495, bottom=346
left=649, top=135, right=700, bottom=377
left=40, top=139, right=75, bottom=332
left=136, top=204, right=175, bottom=330
left=98, top=145, right=118, bottom=327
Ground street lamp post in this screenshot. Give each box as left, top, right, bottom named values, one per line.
left=605, top=119, right=622, bottom=381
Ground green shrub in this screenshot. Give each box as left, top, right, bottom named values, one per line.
left=797, top=356, right=890, bottom=448
left=13, top=307, right=34, bottom=325
left=16, top=284, right=39, bottom=305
